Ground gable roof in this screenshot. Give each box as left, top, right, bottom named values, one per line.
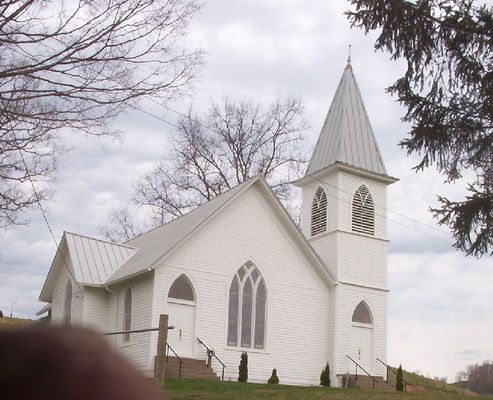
left=39, top=232, right=137, bottom=301
left=306, top=63, right=387, bottom=177
left=40, top=176, right=336, bottom=301
left=107, top=178, right=257, bottom=283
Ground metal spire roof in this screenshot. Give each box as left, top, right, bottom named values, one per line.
left=306, top=63, right=387, bottom=177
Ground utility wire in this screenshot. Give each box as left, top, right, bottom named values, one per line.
left=139, top=96, right=452, bottom=242
left=16, top=148, right=84, bottom=296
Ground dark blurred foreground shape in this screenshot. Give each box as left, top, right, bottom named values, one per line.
left=0, top=326, right=167, bottom=400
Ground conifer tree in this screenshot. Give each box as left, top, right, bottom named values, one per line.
left=320, top=362, right=331, bottom=387
left=267, top=368, right=279, bottom=384
left=238, top=352, right=248, bottom=382
left=348, top=0, right=493, bottom=257
left=396, top=364, right=404, bottom=392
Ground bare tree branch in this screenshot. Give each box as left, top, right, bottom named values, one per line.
left=0, top=0, right=202, bottom=227
left=102, top=96, right=308, bottom=241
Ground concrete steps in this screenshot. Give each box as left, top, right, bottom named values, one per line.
left=165, top=356, right=220, bottom=380
left=340, top=374, right=396, bottom=391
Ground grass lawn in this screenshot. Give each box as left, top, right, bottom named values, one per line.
left=165, top=379, right=493, bottom=400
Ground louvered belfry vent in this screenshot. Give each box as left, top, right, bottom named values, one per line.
left=352, top=185, right=375, bottom=235
left=311, top=186, right=328, bottom=236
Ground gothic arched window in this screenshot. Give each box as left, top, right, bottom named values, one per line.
left=352, top=185, right=375, bottom=235
left=227, top=261, right=266, bottom=349
left=168, top=274, right=195, bottom=302
left=123, top=287, right=132, bottom=342
left=63, top=280, right=72, bottom=324
left=311, top=186, right=328, bottom=236
left=352, top=301, right=372, bottom=324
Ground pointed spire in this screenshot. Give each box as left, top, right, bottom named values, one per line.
left=305, top=64, right=387, bottom=177
left=347, top=44, right=352, bottom=66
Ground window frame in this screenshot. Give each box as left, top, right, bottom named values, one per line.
left=123, top=287, right=132, bottom=343
left=63, top=280, right=72, bottom=324
left=351, top=184, right=375, bottom=236
left=311, top=186, right=328, bottom=236
left=227, top=261, right=267, bottom=350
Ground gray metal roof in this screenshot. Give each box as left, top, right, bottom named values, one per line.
left=65, top=232, right=137, bottom=285
left=306, top=63, right=387, bottom=176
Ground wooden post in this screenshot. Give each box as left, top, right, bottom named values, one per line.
left=154, top=314, right=168, bottom=387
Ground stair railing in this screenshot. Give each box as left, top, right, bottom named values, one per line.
left=196, top=337, right=226, bottom=381
left=346, top=355, right=378, bottom=390
left=376, top=357, right=408, bottom=392
left=166, top=343, right=183, bottom=379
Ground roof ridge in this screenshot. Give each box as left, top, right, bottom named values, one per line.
left=124, top=176, right=261, bottom=245
left=64, top=231, right=138, bottom=250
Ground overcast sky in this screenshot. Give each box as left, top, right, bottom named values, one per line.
left=1, top=0, right=492, bottom=382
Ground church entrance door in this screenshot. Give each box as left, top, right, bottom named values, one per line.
left=167, top=302, right=196, bottom=358
left=349, top=325, right=373, bottom=375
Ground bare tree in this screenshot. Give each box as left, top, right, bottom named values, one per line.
left=0, top=0, right=202, bottom=228
left=102, top=96, right=308, bottom=242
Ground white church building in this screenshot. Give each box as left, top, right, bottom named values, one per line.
left=39, top=62, right=398, bottom=386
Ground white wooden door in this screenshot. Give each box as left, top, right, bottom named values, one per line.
left=167, top=302, right=195, bottom=358
left=350, top=325, right=373, bottom=374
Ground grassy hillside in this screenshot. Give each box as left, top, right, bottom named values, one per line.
left=386, top=368, right=477, bottom=396
left=165, top=379, right=491, bottom=400
left=0, top=316, right=33, bottom=329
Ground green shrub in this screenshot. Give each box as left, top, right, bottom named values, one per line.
left=396, top=364, right=404, bottom=391
left=238, top=352, right=248, bottom=382
left=267, top=368, right=279, bottom=384
left=320, top=362, right=331, bottom=387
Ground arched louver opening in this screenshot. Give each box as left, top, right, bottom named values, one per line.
left=168, top=274, right=195, bottom=302
left=123, top=287, right=132, bottom=342
left=311, top=186, right=328, bottom=236
left=227, top=261, right=266, bottom=349
left=352, top=301, right=372, bottom=325
left=63, top=280, right=72, bottom=324
left=352, top=185, right=375, bottom=235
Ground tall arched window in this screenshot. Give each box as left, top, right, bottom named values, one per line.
left=352, top=301, right=372, bottom=325
left=123, top=287, right=132, bottom=342
left=352, top=185, right=375, bottom=235
left=311, top=186, right=328, bottom=236
left=63, top=280, right=72, bottom=324
left=227, top=261, right=266, bottom=349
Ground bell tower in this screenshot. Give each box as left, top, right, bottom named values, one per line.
left=294, top=61, right=398, bottom=383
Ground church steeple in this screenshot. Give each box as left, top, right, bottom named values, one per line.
left=305, top=63, right=389, bottom=178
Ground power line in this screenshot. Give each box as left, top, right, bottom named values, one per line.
left=16, top=148, right=84, bottom=296
left=137, top=96, right=452, bottom=243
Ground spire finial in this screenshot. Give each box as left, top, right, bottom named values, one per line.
left=347, top=44, right=352, bottom=67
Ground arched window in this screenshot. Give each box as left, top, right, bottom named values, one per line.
left=311, top=186, right=328, bottom=236
left=63, top=280, right=72, bottom=324
left=168, top=274, right=195, bottom=301
left=227, top=261, right=266, bottom=349
left=123, top=287, right=132, bottom=342
left=352, top=301, right=372, bottom=324
left=352, top=185, right=375, bottom=235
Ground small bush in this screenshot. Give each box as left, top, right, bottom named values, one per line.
left=238, top=352, right=248, bottom=382
left=396, top=364, right=404, bottom=391
left=267, top=368, right=279, bottom=384
left=320, top=362, right=331, bottom=387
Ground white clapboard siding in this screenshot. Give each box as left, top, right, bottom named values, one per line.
left=149, top=185, right=333, bottom=386
left=333, top=283, right=387, bottom=381
left=106, top=273, right=154, bottom=373
left=51, top=262, right=83, bottom=325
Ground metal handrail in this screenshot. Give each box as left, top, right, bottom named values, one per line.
left=376, top=358, right=408, bottom=391
left=166, top=343, right=183, bottom=379
left=196, top=337, right=226, bottom=381
left=346, top=355, right=378, bottom=390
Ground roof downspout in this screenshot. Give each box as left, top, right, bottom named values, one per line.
left=105, top=286, right=118, bottom=347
